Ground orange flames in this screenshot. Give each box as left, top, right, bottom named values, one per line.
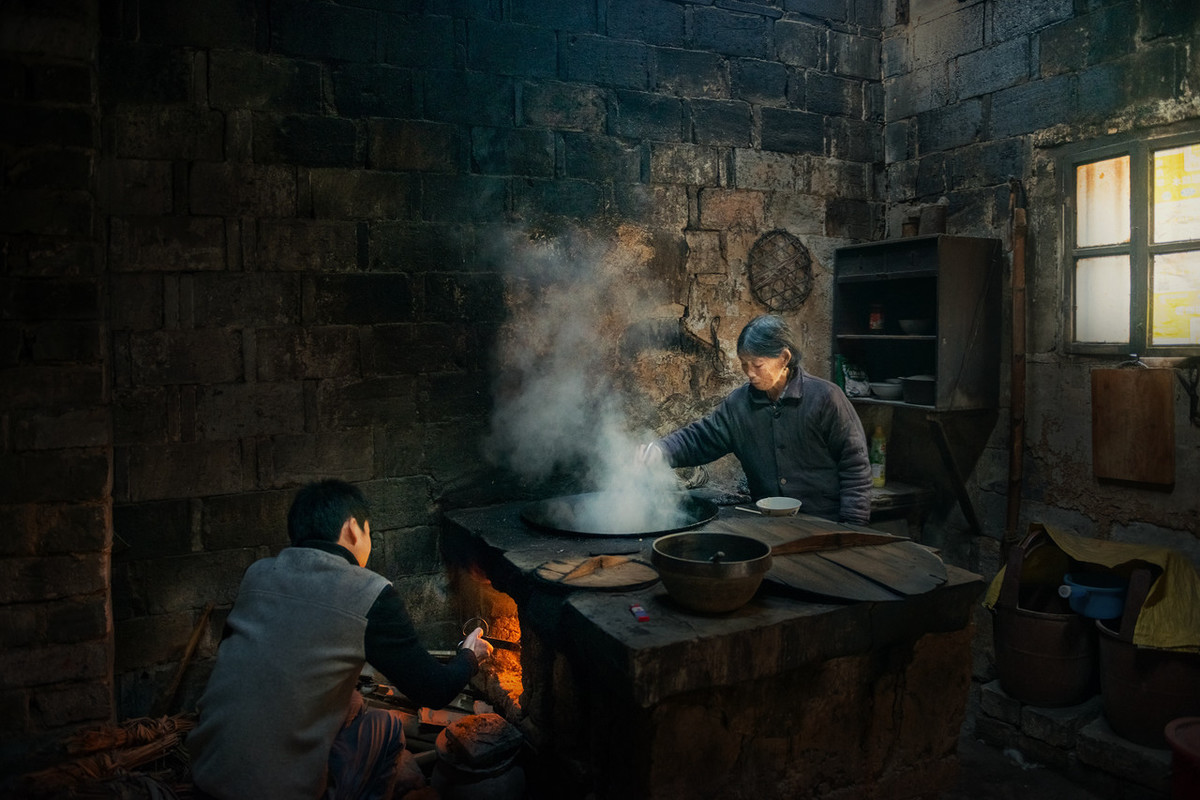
left=452, top=563, right=523, bottom=719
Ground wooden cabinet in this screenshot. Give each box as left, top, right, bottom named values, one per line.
left=832, top=234, right=1003, bottom=411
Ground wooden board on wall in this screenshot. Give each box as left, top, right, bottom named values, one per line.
left=1091, top=368, right=1175, bottom=485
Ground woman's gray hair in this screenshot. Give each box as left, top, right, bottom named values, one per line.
left=736, top=314, right=800, bottom=368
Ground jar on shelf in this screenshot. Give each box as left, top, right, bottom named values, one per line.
left=868, top=304, right=884, bottom=333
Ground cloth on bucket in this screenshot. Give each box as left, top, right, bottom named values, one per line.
left=983, top=523, right=1200, bottom=653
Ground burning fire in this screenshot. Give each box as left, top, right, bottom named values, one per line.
left=454, top=564, right=523, bottom=720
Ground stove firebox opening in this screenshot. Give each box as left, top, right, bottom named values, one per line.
left=448, top=562, right=524, bottom=723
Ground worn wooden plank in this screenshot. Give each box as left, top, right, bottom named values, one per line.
left=705, top=515, right=944, bottom=600
left=767, top=552, right=904, bottom=602
left=706, top=515, right=836, bottom=539
left=771, top=531, right=908, bottom=555
left=816, top=542, right=946, bottom=596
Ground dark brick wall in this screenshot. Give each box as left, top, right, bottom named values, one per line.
left=881, top=1, right=1200, bottom=782
left=78, top=0, right=888, bottom=730
left=882, top=0, right=1199, bottom=229
left=19, top=0, right=1196, bottom=773
left=881, top=4, right=1200, bottom=563
left=0, top=0, right=112, bottom=773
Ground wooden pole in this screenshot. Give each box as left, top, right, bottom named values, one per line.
left=1004, top=180, right=1028, bottom=559
left=155, top=602, right=214, bottom=717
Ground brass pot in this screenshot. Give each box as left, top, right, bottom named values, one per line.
left=651, top=532, right=772, bottom=614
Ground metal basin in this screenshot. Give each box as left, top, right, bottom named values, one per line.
left=652, top=532, right=772, bottom=613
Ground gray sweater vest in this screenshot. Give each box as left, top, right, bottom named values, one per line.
left=188, top=546, right=390, bottom=799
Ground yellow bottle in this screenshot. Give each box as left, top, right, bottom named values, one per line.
left=869, top=425, right=887, bottom=488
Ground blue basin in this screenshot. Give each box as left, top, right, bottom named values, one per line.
left=1058, top=572, right=1128, bottom=620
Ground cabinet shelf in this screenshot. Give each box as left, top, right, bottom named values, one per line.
left=837, top=334, right=937, bottom=342
left=850, top=397, right=935, bottom=410
left=832, top=235, right=1001, bottom=412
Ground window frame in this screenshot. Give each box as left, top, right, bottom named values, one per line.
left=1061, top=125, right=1200, bottom=357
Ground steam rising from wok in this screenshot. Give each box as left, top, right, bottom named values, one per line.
left=483, top=226, right=689, bottom=533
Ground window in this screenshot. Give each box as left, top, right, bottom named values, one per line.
left=1064, top=129, right=1200, bottom=355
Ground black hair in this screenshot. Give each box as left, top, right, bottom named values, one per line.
left=736, top=314, right=801, bottom=368
left=286, top=479, right=371, bottom=546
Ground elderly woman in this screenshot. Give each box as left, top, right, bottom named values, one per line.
left=643, top=314, right=872, bottom=524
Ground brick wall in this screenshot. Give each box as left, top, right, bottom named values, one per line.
left=3, top=0, right=1195, bottom=779
left=86, top=0, right=888, bottom=729
left=881, top=0, right=1200, bottom=781
left=0, top=0, right=112, bottom=773
left=6, top=0, right=1197, bottom=775
left=881, top=0, right=1200, bottom=566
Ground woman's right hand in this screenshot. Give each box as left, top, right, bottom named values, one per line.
left=637, top=443, right=664, bottom=466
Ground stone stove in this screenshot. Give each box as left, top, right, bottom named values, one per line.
left=442, top=501, right=985, bottom=800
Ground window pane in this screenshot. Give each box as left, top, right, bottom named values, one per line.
left=1154, top=144, right=1200, bottom=243
left=1076, top=156, right=1130, bottom=247
left=1151, top=250, right=1200, bottom=344
left=1076, top=255, right=1129, bottom=342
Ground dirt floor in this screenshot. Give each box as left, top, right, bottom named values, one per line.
left=941, top=719, right=1104, bottom=800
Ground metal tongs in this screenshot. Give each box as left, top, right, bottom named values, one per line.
left=461, top=617, right=520, bottom=651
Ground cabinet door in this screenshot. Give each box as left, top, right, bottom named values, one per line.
left=934, top=238, right=1002, bottom=410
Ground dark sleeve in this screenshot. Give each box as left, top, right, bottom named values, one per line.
left=656, top=395, right=737, bottom=468
left=364, top=585, right=478, bottom=710
left=827, top=391, right=872, bottom=525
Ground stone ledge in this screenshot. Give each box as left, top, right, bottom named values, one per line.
left=979, top=678, right=1022, bottom=725
left=975, top=680, right=1171, bottom=799
left=974, top=710, right=1018, bottom=750
left=1021, top=695, right=1103, bottom=749
left=1077, top=717, right=1171, bottom=795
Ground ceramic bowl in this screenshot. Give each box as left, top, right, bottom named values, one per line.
left=755, top=496, right=802, bottom=516
left=899, top=318, right=934, bottom=335
left=869, top=381, right=903, bottom=400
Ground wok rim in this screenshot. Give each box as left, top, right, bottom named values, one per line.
left=520, top=490, right=719, bottom=537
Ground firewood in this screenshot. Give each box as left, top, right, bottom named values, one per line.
left=19, top=733, right=185, bottom=795
left=65, top=714, right=195, bottom=756
left=440, top=713, right=523, bottom=768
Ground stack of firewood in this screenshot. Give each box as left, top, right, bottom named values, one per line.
left=14, top=715, right=196, bottom=799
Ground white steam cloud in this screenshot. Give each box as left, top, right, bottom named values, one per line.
left=484, top=226, right=689, bottom=534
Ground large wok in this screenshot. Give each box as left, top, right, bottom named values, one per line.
left=520, top=491, right=719, bottom=537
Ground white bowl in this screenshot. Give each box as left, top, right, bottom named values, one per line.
left=755, top=496, right=802, bottom=516
left=899, top=318, right=934, bottom=335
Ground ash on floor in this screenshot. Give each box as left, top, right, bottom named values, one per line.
left=942, top=718, right=1104, bottom=800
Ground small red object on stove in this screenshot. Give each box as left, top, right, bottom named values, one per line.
left=630, top=603, right=649, bottom=622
